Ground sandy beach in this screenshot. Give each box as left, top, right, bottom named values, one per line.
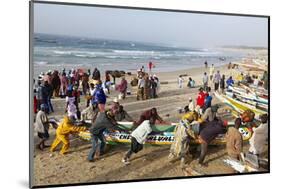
left=32, top=50, right=268, bottom=186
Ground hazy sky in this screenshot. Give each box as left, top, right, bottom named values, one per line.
left=34, top=3, right=268, bottom=48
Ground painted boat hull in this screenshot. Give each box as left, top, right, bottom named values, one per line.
left=78, top=123, right=252, bottom=145
left=214, top=92, right=267, bottom=118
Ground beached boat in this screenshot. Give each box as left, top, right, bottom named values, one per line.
left=82, top=121, right=177, bottom=132
left=228, top=86, right=268, bottom=105
left=235, top=62, right=267, bottom=71
left=78, top=121, right=253, bottom=145
left=214, top=92, right=267, bottom=118
left=225, top=91, right=268, bottom=112
left=244, top=84, right=268, bottom=99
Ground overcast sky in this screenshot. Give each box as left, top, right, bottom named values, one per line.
left=34, top=3, right=268, bottom=48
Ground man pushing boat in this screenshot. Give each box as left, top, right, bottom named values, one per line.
left=121, top=108, right=167, bottom=164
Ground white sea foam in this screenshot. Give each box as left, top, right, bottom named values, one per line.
left=34, top=61, right=48, bottom=65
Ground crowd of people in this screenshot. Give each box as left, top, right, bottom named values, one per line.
left=33, top=61, right=268, bottom=171
left=136, top=68, right=160, bottom=100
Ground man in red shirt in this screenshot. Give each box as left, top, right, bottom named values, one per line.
left=148, top=61, right=154, bottom=73
left=135, top=108, right=164, bottom=126
left=196, top=87, right=206, bottom=108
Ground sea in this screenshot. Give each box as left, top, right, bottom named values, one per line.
left=33, top=33, right=247, bottom=77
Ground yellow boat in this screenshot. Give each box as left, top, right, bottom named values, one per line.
left=214, top=92, right=267, bottom=118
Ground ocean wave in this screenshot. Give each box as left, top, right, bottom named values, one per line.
left=112, top=50, right=155, bottom=55
left=34, top=61, right=48, bottom=65
left=37, top=47, right=223, bottom=61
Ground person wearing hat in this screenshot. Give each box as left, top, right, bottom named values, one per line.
left=168, top=111, right=199, bottom=167
left=198, top=119, right=227, bottom=166
left=88, top=110, right=127, bottom=162
left=34, top=104, right=50, bottom=150
left=50, top=116, right=87, bottom=155
left=44, top=70, right=52, bottom=85
left=188, top=97, right=195, bottom=111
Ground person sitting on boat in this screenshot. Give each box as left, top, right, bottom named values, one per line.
left=225, top=118, right=243, bottom=160
left=87, top=110, right=128, bottom=162
left=226, top=76, right=234, bottom=89
left=201, top=105, right=219, bottom=123
left=198, top=119, right=227, bottom=166
left=50, top=116, right=87, bottom=155
left=249, top=114, right=268, bottom=156
left=115, top=105, right=134, bottom=122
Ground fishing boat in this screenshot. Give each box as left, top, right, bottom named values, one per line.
left=243, top=84, right=268, bottom=99
left=225, top=91, right=268, bottom=112
left=78, top=121, right=253, bottom=145
left=228, top=86, right=268, bottom=105
left=214, top=92, right=267, bottom=118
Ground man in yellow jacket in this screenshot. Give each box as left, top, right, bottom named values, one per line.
left=50, top=116, right=87, bottom=155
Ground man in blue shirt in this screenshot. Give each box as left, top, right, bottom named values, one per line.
left=226, top=76, right=234, bottom=88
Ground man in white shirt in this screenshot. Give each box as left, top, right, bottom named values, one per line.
left=122, top=120, right=153, bottom=164
left=137, top=77, right=145, bottom=100
left=188, top=97, right=195, bottom=112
